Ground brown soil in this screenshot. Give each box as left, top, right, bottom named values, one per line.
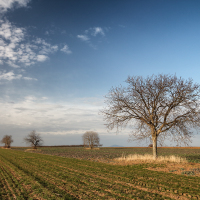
left=147, top=162, right=200, bottom=177
left=105, top=159, right=200, bottom=177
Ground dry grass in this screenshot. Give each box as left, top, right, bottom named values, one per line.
left=84, top=148, right=100, bottom=150
left=114, top=154, right=188, bottom=163
left=25, top=149, right=41, bottom=152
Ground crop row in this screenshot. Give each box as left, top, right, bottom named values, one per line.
left=21, top=150, right=199, bottom=197
left=0, top=149, right=200, bottom=199
left=0, top=150, right=168, bottom=199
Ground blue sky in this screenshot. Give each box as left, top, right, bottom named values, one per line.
left=1, top=0, right=200, bottom=147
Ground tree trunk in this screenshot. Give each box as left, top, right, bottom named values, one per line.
left=152, top=136, right=157, bottom=160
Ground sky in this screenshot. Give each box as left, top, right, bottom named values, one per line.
left=1, top=0, right=200, bottom=147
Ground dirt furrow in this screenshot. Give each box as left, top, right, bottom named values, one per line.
left=36, top=162, right=174, bottom=199
left=38, top=169, right=129, bottom=200
left=0, top=156, right=57, bottom=200
left=54, top=165, right=189, bottom=200
left=0, top=166, right=16, bottom=200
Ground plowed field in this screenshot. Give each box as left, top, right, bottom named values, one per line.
left=0, top=148, right=200, bottom=199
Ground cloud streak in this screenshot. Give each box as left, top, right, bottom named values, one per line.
left=77, top=26, right=107, bottom=49
left=0, top=0, right=30, bottom=13
left=77, top=35, right=89, bottom=41
left=0, top=70, right=37, bottom=81
left=0, top=70, right=22, bottom=81
left=0, top=95, right=104, bottom=135
left=61, top=44, right=72, bottom=54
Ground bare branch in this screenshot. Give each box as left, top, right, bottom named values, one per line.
left=82, top=131, right=101, bottom=149
left=101, top=74, right=200, bottom=159
left=1, top=135, right=13, bottom=148
left=24, top=130, right=43, bottom=149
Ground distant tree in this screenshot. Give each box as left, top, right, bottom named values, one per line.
left=1, top=135, right=13, bottom=148
left=24, top=130, right=43, bottom=149
left=148, top=144, right=153, bottom=148
left=101, top=74, right=200, bottom=159
left=82, top=131, right=101, bottom=149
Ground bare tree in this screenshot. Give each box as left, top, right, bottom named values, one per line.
left=1, top=135, right=13, bottom=148
left=101, top=74, right=200, bottom=159
left=24, top=130, right=43, bottom=149
left=82, top=131, right=100, bottom=149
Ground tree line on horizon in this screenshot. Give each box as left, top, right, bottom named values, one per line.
left=0, top=130, right=102, bottom=149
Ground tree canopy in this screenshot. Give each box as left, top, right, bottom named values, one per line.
left=101, top=74, right=200, bottom=158
left=24, top=130, right=43, bottom=149
left=82, top=131, right=100, bottom=149
left=1, top=135, right=13, bottom=148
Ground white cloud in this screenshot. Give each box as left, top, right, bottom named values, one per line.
left=61, top=44, right=72, bottom=54
left=0, top=70, right=37, bottom=81
left=0, top=96, right=105, bottom=135
left=37, top=55, right=48, bottom=62
left=92, top=27, right=105, bottom=36
left=77, top=34, right=89, bottom=41
left=84, top=27, right=105, bottom=37
left=34, top=38, right=58, bottom=54
left=0, top=19, right=69, bottom=68
left=0, top=70, right=22, bottom=81
left=0, top=0, right=30, bottom=13
left=0, top=20, right=25, bottom=42
left=77, top=27, right=107, bottom=49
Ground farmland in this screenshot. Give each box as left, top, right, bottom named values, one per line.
left=0, top=148, right=200, bottom=199
left=13, top=146, right=200, bottom=163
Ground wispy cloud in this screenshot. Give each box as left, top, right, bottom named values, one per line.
left=61, top=44, right=72, bottom=54
left=0, top=70, right=37, bottom=81
left=77, top=34, right=89, bottom=41
left=35, top=38, right=58, bottom=54
left=0, top=0, right=30, bottom=13
left=77, top=26, right=107, bottom=49
left=0, top=19, right=72, bottom=69
left=23, top=77, right=37, bottom=81
left=0, top=95, right=104, bottom=135
left=0, top=70, right=22, bottom=81
left=84, top=27, right=105, bottom=37
left=90, top=27, right=105, bottom=36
